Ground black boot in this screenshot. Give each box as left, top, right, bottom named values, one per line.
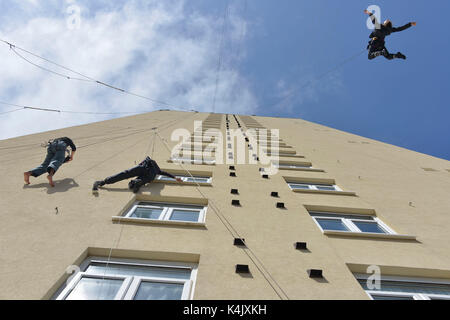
left=131, top=179, right=145, bottom=194
left=128, top=180, right=136, bottom=190
left=396, top=52, right=406, bottom=60
left=93, top=180, right=105, bottom=191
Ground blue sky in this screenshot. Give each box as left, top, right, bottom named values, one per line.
left=238, top=0, right=450, bottom=161
left=0, top=1, right=449, bottom=160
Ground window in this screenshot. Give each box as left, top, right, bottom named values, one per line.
left=288, top=182, right=342, bottom=192
left=265, top=151, right=296, bottom=157
left=55, top=258, right=195, bottom=300
left=277, top=163, right=312, bottom=170
left=171, top=157, right=216, bottom=165
left=124, top=202, right=207, bottom=224
left=156, top=175, right=212, bottom=184
left=355, top=275, right=450, bottom=300
left=309, top=212, right=394, bottom=235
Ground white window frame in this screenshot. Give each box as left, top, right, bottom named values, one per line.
left=288, top=182, right=343, bottom=192
left=310, top=212, right=396, bottom=235
left=171, top=157, right=216, bottom=165
left=265, top=151, right=296, bottom=157
left=277, top=163, right=313, bottom=169
left=123, top=277, right=192, bottom=300
left=355, top=274, right=450, bottom=300
left=56, top=257, right=196, bottom=300
left=57, top=272, right=132, bottom=300
left=125, top=201, right=207, bottom=224
left=156, top=175, right=212, bottom=184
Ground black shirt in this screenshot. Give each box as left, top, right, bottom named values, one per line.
left=368, top=13, right=412, bottom=47
left=139, top=157, right=177, bottom=180
left=55, top=137, right=77, bottom=151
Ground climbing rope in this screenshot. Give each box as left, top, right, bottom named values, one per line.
left=155, top=131, right=290, bottom=300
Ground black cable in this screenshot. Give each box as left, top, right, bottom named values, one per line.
left=0, top=110, right=196, bottom=166
left=0, top=107, right=24, bottom=115
left=0, top=101, right=151, bottom=115
left=0, top=39, right=191, bottom=111
left=266, top=49, right=366, bottom=110
left=156, top=131, right=290, bottom=300
left=10, top=47, right=94, bottom=82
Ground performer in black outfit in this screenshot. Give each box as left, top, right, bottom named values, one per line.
left=364, top=10, right=416, bottom=60
left=93, top=156, right=182, bottom=193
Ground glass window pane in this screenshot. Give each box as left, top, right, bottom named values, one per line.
left=289, top=184, right=310, bottom=190
left=130, top=207, right=163, bottom=220
left=315, top=185, right=336, bottom=191
left=186, top=177, right=209, bottom=183
left=280, top=164, right=310, bottom=169
left=170, top=210, right=200, bottom=222
left=134, top=282, right=184, bottom=300
left=316, top=218, right=349, bottom=232
left=158, top=176, right=176, bottom=181
left=358, top=279, right=450, bottom=296
left=371, top=294, right=415, bottom=300
left=138, top=202, right=204, bottom=211
left=66, top=277, right=123, bottom=300
left=310, top=212, right=375, bottom=221
left=353, top=221, right=387, bottom=234
left=86, top=263, right=191, bottom=280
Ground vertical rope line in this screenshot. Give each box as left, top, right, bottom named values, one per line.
left=155, top=132, right=290, bottom=300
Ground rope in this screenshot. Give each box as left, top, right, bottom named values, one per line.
left=0, top=107, right=24, bottom=115
left=155, top=131, right=290, bottom=300
left=0, top=101, right=151, bottom=115
left=268, top=49, right=366, bottom=110
left=97, top=112, right=198, bottom=292
left=0, top=39, right=191, bottom=111
left=151, top=131, right=156, bottom=158
left=10, top=46, right=94, bottom=82
left=0, top=128, right=149, bottom=165
left=0, top=111, right=190, bottom=167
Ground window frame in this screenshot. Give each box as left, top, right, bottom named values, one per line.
left=170, top=156, right=216, bottom=165
left=156, top=175, right=212, bottom=184
left=310, top=211, right=395, bottom=235
left=278, top=163, right=312, bottom=169
left=265, top=151, right=297, bottom=157
left=355, top=274, right=450, bottom=300
left=56, top=257, right=197, bottom=300
left=58, top=272, right=132, bottom=300
left=288, top=182, right=343, bottom=192
left=124, top=201, right=207, bottom=224
left=123, top=277, right=192, bottom=300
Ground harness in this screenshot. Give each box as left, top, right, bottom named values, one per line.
left=42, top=139, right=72, bottom=163
left=367, top=37, right=385, bottom=50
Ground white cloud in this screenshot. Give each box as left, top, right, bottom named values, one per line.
left=0, top=0, right=256, bottom=140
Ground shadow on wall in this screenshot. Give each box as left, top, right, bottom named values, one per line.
left=23, top=178, right=79, bottom=194
left=100, top=180, right=166, bottom=195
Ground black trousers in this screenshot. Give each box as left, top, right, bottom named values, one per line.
left=368, top=46, right=397, bottom=60
left=104, top=165, right=153, bottom=185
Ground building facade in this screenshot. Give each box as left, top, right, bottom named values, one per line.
left=1, top=110, right=450, bottom=300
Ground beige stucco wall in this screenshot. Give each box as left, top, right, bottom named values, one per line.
left=1, top=110, right=449, bottom=300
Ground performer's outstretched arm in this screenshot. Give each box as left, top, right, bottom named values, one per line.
left=392, top=21, right=416, bottom=32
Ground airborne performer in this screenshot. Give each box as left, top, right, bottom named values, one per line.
left=364, top=10, right=416, bottom=60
